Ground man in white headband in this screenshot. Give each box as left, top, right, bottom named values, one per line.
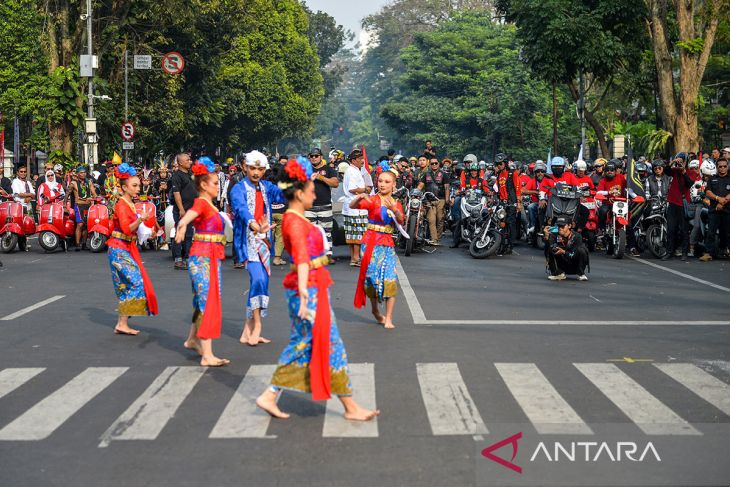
left=230, top=150, right=284, bottom=346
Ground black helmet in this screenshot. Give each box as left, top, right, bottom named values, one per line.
left=635, top=162, right=648, bottom=173
left=494, top=153, right=507, bottom=163
left=605, top=162, right=617, bottom=172
left=609, top=158, right=622, bottom=168
left=651, top=159, right=666, bottom=169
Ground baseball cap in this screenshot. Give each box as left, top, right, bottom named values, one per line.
left=722, top=147, right=730, bottom=154
left=309, top=147, right=322, bottom=157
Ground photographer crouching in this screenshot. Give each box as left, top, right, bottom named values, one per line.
left=546, top=217, right=589, bottom=281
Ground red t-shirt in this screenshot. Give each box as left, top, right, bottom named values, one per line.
left=597, top=174, right=627, bottom=195
left=524, top=178, right=540, bottom=203
left=574, top=175, right=595, bottom=191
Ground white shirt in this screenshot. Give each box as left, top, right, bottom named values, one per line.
left=361, top=165, right=374, bottom=195
left=11, top=178, right=34, bottom=211
left=342, top=165, right=366, bottom=216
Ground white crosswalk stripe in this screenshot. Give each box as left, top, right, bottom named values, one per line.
left=416, top=362, right=488, bottom=436
left=99, top=366, right=205, bottom=447
left=496, top=363, right=592, bottom=435
left=575, top=363, right=700, bottom=435
left=654, top=363, right=730, bottom=416
left=0, top=368, right=45, bottom=400
left=323, top=363, right=378, bottom=437
left=1, top=362, right=728, bottom=442
left=0, top=367, right=127, bottom=441
left=209, top=365, right=278, bottom=439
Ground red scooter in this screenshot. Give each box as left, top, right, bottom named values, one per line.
left=595, top=192, right=644, bottom=259
left=88, top=197, right=113, bottom=252
left=0, top=199, right=36, bottom=253
left=37, top=201, right=75, bottom=252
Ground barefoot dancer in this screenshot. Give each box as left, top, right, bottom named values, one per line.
left=256, top=157, right=380, bottom=421
left=174, top=157, right=230, bottom=367
left=107, top=164, right=158, bottom=335
left=230, top=151, right=286, bottom=346
left=352, top=162, right=404, bottom=329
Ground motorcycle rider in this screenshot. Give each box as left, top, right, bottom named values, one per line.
left=591, top=158, right=606, bottom=187
left=573, top=160, right=594, bottom=191
left=524, top=161, right=547, bottom=246
left=450, top=157, right=489, bottom=247
left=700, top=157, right=730, bottom=261
left=546, top=216, right=590, bottom=281
left=416, top=157, right=450, bottom=245
left=539, top=157, right=578, bottom=231
left=690, top=160, right=715, bottom=257
left=596, top=160, right=627, bottom=236
left=626, top=161, right=650, bottom=257
left=494, top=155, right=522, bottom=252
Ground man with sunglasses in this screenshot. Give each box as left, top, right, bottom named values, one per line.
left=701, top=158, right=730, bottom=261
left=306, top=148, right=339, bottom=264
left=417, top=156, right=450, bottom=245
left=591, top=158, right=606, bottom=187
left=11, top=166, right=35, bottom=213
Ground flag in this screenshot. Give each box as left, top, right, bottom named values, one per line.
left=112, top=151, right=122, bottom=165
left=361, top=144, right=369, bottom=167
left=577, top=143, right=583, bottom=162
left=546, top=147, right=552, bottom=174
left=626, top=157, right=644, bottom=199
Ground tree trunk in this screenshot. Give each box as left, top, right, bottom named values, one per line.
left=646, top=0, right=722, bottom=153
left=567, top=81, right=609, bottom=158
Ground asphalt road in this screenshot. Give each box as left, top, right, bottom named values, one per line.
left=0, top=238, right=729, bottom=487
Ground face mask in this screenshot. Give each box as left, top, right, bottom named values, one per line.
left=552, top=168, right=564, bottom=177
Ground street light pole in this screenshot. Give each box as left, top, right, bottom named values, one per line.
left=124, top=48, right=128, bottom=162
left=579, top=70, right=586, bottom=159
left=85, top=0, right=96, bottom=170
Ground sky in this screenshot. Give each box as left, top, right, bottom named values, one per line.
left=303, top=0, right=391, bottom=48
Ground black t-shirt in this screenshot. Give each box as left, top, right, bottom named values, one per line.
left=170, top=170, right=197, bottom=210
left=1, top=176, right=12, bottom=195
left=707, top=175, right=730, bottom=212
left=312, top=164, right=338, bottom=206
left=418, top=169, right=448, bottom=198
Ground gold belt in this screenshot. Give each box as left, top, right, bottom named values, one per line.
left=111, top=231, right=136, bottom=242
left=367, top=224, right=394, bottom=234
left=290, top=255, right=329, bottom=272
left=194, top=233, right=226, bottom=244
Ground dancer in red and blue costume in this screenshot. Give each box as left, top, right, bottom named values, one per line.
left=351, top=162, right=404, bottom=329
left=107, top=163, right=158, bottom=336
left=175, top=156, right=230, bottom=367
left=255, top=156, right=379, bottom=422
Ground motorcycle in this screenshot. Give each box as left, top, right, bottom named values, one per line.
left=0, top=199, right=36, bottom=253
left=453, top=188, right=488, bottom=246
left=595, top=192, right=645, bottom=259
left=469, top=200, right=509, bottom=259
left=635, top=196, right=668, bottom=259
left=404, top=189, right=437, bottom=256
left=579, top=191, right=599, bottom=251
left=87, top=197, right=113, bottom=253
left=37, top=201, right=75, bottom=252
left=539, top=183, right=582, bottom=249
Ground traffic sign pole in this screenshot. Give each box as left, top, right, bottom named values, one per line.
left=124, top=49, right=129, bottom=163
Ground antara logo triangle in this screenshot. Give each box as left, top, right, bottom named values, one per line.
left=481, top=432, right=523, bottom=474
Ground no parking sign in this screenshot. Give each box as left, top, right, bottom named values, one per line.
left=121, top=121, right=135, bottom=141
left=161, top=52, right=185, bottom=75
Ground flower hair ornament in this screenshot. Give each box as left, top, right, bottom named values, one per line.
left=192, top=156, right=216, bottom=176
left=278, top=156, right=314, bottom=190
left=375, top=160, right=399, bottom=178
left=115, top=163, right=137, bottom=180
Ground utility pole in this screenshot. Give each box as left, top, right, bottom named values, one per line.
left=83, top=0, right=98, bottom=171
left=579, top=70, right=586, bottom=159
left=124, top=48, right=128, bottom=162
left=552, top=82, right=558, bottom=155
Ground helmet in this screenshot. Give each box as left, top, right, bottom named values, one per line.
left=688, top=159, right=700, bottom=170
left=463, top=154, right=478, bottom=165
left=479, top=160, right=488, bottom=170
left=609, top=158, right=622, bottom=168
left=535, top=162, right=548, bottom=172
left=495, top=153, right=507, bottom=163
left=700, top=160, right=716, bottom=176
left=635, top=162, right=649, bottom=174
left=651, top=159, right=666, bottom=169
left=550, top=156, right=565, bottom=168
left=507, top=160, right=516, bottom=170
left=337, top=162, right=350, bottom=174
left=574, top=160, right=587, bottom=172
left=605, top=162, right=617, bottom=172
left=468, top=162, right=479, bottom=171
left=594, top=158, right=607, bottom=168
left=528, top=162, right=536, bottom=172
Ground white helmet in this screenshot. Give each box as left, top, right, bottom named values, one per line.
left=574, top=160, right=587, bottom=172
left=337, top=161, right=350, bottom=174
left=688, top=159, right=700, bottom=169
left=690, top=180, right=704, bottom=201
left=463, top=154, right=478, bottom=165
left=700, top=160, right=716, bottom=177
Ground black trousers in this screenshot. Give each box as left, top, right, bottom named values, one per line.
left=666, top=203, right=690, bottom=255
left=706, top=210, right=730, bottom=257
left=171, top=207, right=194, bottom=260
left=548, top=247, right=589, bottom=275
left=505, top=205, right=517, bottom=244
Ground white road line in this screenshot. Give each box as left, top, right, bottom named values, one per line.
left=99, top=366, right=205, bottom=447
left=628, top=256, right=730, bottom=293
left=0, top=368, right=46, bottom=400
left=495, top=363, right=592, bottom=435
left=0, top=295, right=65, bottom=321
left=323, top=363, right=378, bottom=438
left=395, top=256, right=426, bottom=323
left=0, top=367, right=127, bottom=441
left=418, top=320, right=730, bottom=326
left=416, top=362, right=487, bottom=436
left=209, top=365, right=278, bottom=439
left=575, top=363, right=700, bottom=436
left=655, top=363, right=730, bottom=416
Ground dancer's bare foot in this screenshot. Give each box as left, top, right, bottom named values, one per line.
left=257, top=336, right=271, bottom=344
left=114, top=326, right=140, bottom=336
left=239, top=334, right=250, bottom=345
left=344, top=406, right=380, bottom=422
left=383, top=320, right=395, bottom=329
left=184, top=339, right=203, bottom=356
left=372, top=312, right=385, bottom=325
left=200, top=356, right=230, bottom=367
left=256, top=392, right=290, bottom=419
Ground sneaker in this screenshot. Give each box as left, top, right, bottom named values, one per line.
left=548, top=273, right=566, bottom=281
left=674, top=249, right=682, bottom=257
left=577, top=274, right=589, bottom=281
left=159, top=243, right=169, bottom=251
left=698, top=254, right=713, bottom=262
left=629, top=248, right=640, bottom=257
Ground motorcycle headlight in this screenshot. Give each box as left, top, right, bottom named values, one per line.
left=496, top=208, right=506, bottom=220
left=410, top=199, right=421, bottom=209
